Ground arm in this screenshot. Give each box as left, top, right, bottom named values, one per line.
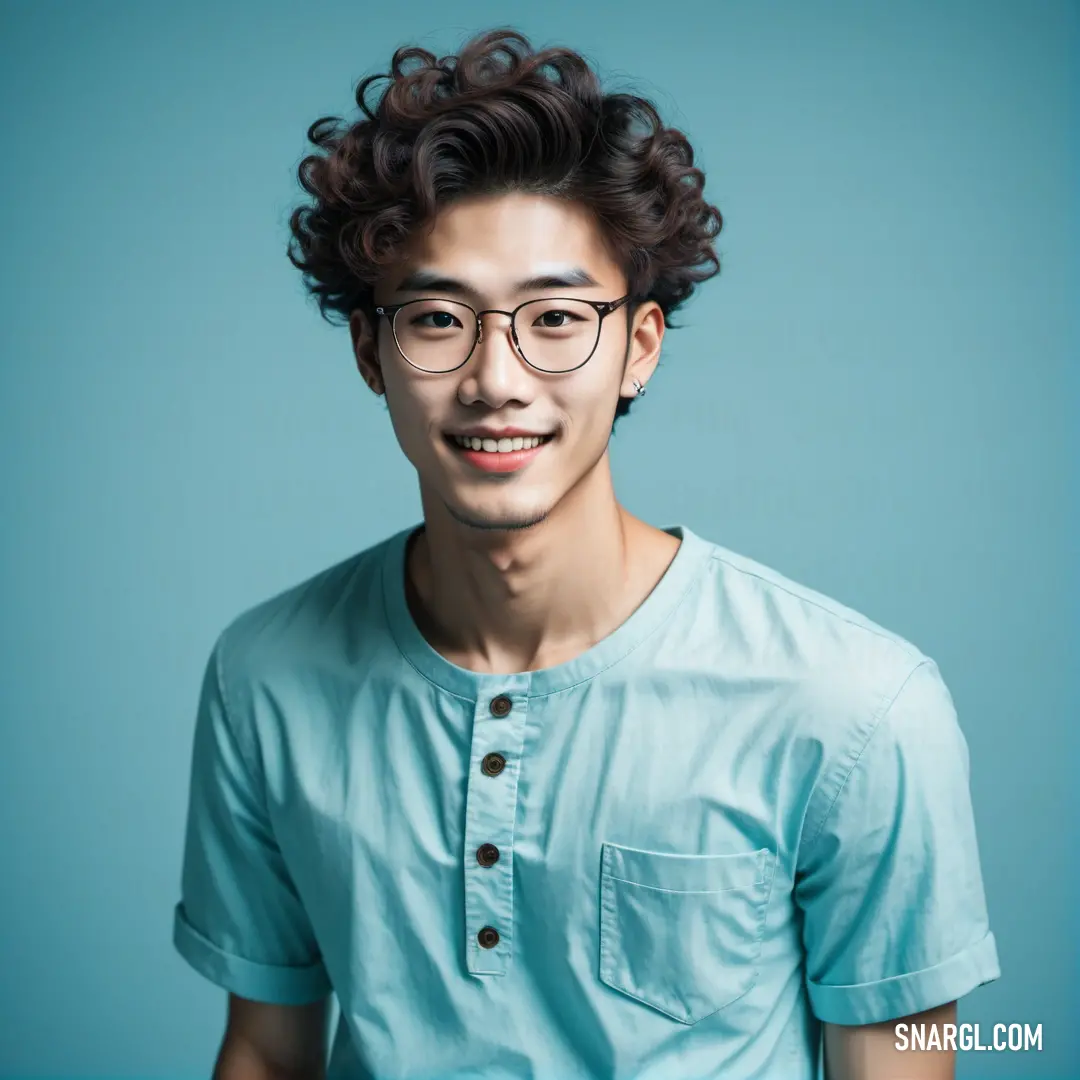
left=796, top=660, right=999, bottom=1031
left=824, top=1001, right=957, bottom=1080
left=173, top=638, right=334, bottom=1069
left=213, top=994, right=330, bottom=1080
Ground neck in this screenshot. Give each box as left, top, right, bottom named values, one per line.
left=406, top=458, right=677, bottom=674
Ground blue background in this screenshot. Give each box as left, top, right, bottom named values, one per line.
left=1, top=1, right=1076, bottom=1076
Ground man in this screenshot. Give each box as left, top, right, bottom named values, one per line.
left=173, top=28, right=999, bottom=1080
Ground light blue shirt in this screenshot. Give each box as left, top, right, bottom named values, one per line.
left=174, top=524, right=1000, bottom=1079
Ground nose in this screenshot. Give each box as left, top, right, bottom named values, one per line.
left=462, top=310, right=533, bottom=406
left=475, top=309, right=523, bottom=358
left=473, top=310, right=530, bottom=371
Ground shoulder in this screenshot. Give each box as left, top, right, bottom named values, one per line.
left=693, top=531, right=929, bottom=673
left=212, top=530, right=399, bottom=696
left=687, top=529, right=941, bottom=744
left=688, top=531, right=964, bottom=837
left=702, top=536, right=924, bottom=664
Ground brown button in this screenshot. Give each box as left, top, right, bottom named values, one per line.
left=489, top=694, right=513, bottom=717
left=477, top=926, right=500, bottom=949
left=476, top=843, right=500, bottom=867
left=481, top=752, right=506, bottom=776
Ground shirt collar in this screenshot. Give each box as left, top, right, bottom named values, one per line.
left=380, top=521, right=713, bottom=698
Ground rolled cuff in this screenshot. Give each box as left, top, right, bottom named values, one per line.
left=173, top=902, right=332, bottom=1005
left=808, top=931, right=1000, bottom=1025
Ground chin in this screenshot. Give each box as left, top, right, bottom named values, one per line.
left=444, top=499, right=553, bottom=533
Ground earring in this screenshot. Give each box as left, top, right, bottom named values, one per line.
left=631, top=378, right=647, bottom=397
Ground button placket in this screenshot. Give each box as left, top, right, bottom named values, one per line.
left=462, top=677, right=530, bottom=976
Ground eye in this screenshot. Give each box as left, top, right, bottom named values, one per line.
left=533, top=309, right=581, bottom=328
left=414, top=310, right=463, bottom=329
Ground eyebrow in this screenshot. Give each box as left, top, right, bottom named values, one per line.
left=393, top=266, right=602, bottom=295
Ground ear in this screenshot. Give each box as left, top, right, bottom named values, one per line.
left=349, top=307, right=385, bottom=396
left=620, top=301, right=665, bottom=399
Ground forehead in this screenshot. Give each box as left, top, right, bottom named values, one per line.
left=390, top=193, right=623, bottom=291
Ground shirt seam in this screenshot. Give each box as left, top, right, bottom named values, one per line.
left=798, top=658, right=933, bottom=856
left=213, top=627, right=266, bottom=787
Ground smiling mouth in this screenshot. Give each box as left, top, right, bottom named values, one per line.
left=446, top=433, right=554, bottom=454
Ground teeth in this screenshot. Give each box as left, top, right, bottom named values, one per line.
left=452, top=434, right=548, bottom=452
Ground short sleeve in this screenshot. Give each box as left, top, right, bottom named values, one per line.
left=795, top=659, right=1000, bottom=1025
left=172, top=634, right=332, bottom=1005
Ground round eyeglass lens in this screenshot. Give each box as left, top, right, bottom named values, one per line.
left=514, top=298, right=601, bottom=372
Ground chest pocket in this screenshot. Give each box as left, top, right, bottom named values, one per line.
left=598, top=843, right=775, bottom=1025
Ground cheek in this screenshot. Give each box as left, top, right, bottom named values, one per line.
left=556, top=358, right=625, bottom=429
left=382, top=380, right=445, bottom=450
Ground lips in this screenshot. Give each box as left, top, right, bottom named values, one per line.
left=448, top=433, right=553, bottom=453
left=444, top=432, right=554, bottom=474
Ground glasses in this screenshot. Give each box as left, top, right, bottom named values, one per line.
left=374, top=295, right=633, bottom=374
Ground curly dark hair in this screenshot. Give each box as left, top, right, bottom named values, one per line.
left=287, top=28, right=723, bottom=422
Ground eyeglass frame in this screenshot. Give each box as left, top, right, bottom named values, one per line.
left=373, top=294, right=635, bottom=374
